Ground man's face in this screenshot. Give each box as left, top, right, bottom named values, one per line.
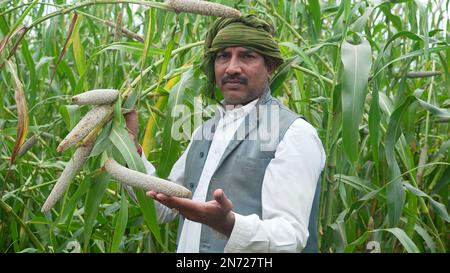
left=214, top=47, right=274, bottom=105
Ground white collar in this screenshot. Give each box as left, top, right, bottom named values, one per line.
left=217, top=98, right=259, bottom=120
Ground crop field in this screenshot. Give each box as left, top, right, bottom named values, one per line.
left=0, top=0, right=449, bottom=253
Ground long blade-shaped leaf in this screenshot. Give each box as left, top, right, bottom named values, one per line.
left=155, top=25, right=176, bottom=98
left=403, top=182, right=450, bottom=222
left=378, top=228, right=420, bottom=253
left=108, top=109, right=162, bottom=246
left=158, top=68, right=201, bottom=178
left=416, top=98, right=450, bottom=120
left=72, top=14, right=86, bottom=93
left=3, top=60, right=28, bottom=195
left=110, top=189, right=128, bottom=252
left=109, top=125, right=145, bottom=172
left=83, top=172, right=109, bottom=252
left=307, top=0, right=321, bottom=41
left=8, top=0, right=37, bottom=35
left=142, top=74, right=181, bottom=156
left=50, top=12, right=78, bottom=84
left=385, top=96, right=417, bottom=226
left=92, top=42, right=164, bottom=57
left=341, top=40, right=372, bottom=162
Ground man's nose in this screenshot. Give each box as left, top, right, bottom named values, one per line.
left=225, top=55, right=242, bottom=75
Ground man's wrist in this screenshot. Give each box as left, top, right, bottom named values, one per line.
left=211, top=211, right=235, bottom=238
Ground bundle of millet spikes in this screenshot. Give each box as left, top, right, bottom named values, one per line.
left=41, top=89, right=118, bottom=213
left=42, top=89, right=191, bottom=213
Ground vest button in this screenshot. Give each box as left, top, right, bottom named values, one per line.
left=199, top=152, right=204, bottom=158
left=189, top=183, right=194, bottom=189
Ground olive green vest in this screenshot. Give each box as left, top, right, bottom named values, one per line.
left=178, top=91, right=321, bottom=253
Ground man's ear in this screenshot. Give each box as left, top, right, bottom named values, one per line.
left=266, top=60, right=276, bottom=75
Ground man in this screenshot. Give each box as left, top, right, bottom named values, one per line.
left=126, top=15, right=325, bottom=253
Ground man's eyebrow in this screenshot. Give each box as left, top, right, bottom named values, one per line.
left=241, top=49, right=256, bottom=54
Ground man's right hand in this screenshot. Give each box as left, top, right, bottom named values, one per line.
left=146, top=189, right=235, bottom=238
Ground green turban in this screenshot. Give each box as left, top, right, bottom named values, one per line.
left=201, top=14, right=284, bottom=98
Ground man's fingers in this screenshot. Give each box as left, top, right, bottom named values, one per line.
left=146, top=191, right=157, bottom=199
left=213, top=189, right=233, bottom=210
left=156, top=193, right=171, bottom=203
left=124, top=109, right=138, bottom=123
left=124, top=109, right=139, bottom=136
left=146, top=192, right=172, bottom=207
left=155, top=193, right=185, bottom=210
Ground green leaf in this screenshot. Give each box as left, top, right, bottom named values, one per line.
left=415, top=0, right=429, bottom=58
left=403, top=182, right=450, bottom=222
left=340, top=40, right=372, bottom=162
left=307, top=0, right=321, bottom=41
left=379, top=4, right=403, bottom=32
left=72, top=14, right=87, bottom=92
left=334, top=174, right=376, bottom=193
left=83, top=172, right=109, bottom=251
left=304, top=42, right=339, bottom=56
left=90, top=121, right=113, bottom=158
left=432, top=167, right=450, bottom=194
left=108, top=115, right=162, bottom=247
left=386, top=173, right=404, bottom=227
left=0, top=12, right=10, bottom=34
left=377, top=228, right=420, bottom=253
left=414, top=224, right=436, bottom=253
left=9, top=0, right=38, bottom=34
left=369, top=85, right=380, bottom=183
left=58, top=176, right=90, bottom=224
left=58, top=105, right=80, bottom=131
left=57, top=60, right=77, bottom=92
left=109, top=125, right=145, bottom=173
left=345, top=231, right=369, bottom=253
left=270, top=56, right=296, bottom=96
left=158, top=68, right=201, bottom=178
left=372, top=45, right=448, bottom=81
left=141, top=8, right=155, bottom=67
left=280, top=42, right=325, bottom=89
left=92, top=42, right=164, bottom=57
left=332, top=0, right=351, bottom=33
left=155, top=26, right=176, bottom=96
left=416, top=98, right=450, bottom=120
left=134, top=189, right=163, bottom=247
left=20, top=40, right=37, bottom=104
left=385, top=96, right=415, bottom=226
left=350, top=7, right=373, bottom=33
left=110, top=189, right=128, bottom=253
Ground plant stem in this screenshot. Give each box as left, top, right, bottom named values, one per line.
left=0, top=199, right=46, bottom=252
left=27, top=1, right=173, bottom=31
left=292, top=65, right=333, bottom=85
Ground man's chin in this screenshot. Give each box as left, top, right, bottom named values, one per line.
left=223, top=94, right=253, bottom=106
left=221, top=90, right=241, bottom=103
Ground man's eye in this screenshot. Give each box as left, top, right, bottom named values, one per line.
left=244, top=54, right=255, bottom=59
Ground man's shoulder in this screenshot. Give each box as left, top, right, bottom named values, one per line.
left=267, top=96, right=301, bottom=117
left=265, top=96, right=305, bottom=127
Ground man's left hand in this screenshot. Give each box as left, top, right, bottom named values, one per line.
left=146, top=189, right=235, bottom=237
left=124, top=108, right=140, bottom=151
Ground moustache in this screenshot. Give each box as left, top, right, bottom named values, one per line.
left=221, top=75, right=248, bottom=85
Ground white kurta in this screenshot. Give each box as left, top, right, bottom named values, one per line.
left=141, top=98, right=326, bottom=252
